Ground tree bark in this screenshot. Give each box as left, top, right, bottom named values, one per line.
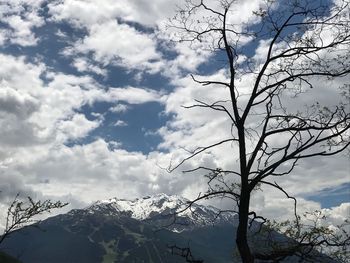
left=236, top=185, right=254, bottom=263
left=236, top=122, right=254, bottom=263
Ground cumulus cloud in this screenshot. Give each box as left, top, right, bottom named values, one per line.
left=69, top=20, right=163, bottom=72
left=0, top=52, right=172, bottom=216
left=162, top=41, right=213, bottom=77
left=0, top=86, right=39, bottom=119
left=14, top=137, right=212, bottom=209
left=0, top=0, right=45, bottom=46
left=106, top=86, right=163, bottom=104
left=0, top=54, right=98, bottom=148
left=11, top=139, right=168, bottom=202
left=0, top=54, right=44, bottom=90
left=0, top=0, right=348, bottom=229
left=158, top=71, right=233, bottom=155
left=0, top=171, right=38, bottom=202
left=48, top=0, right=262, bottom=76
left=0, top=52, right=168, bottom=154
left=113, top=120, right=128, bottom=127
left=49, top=0, right=167, bottom=73
left=72, top=57, right=107, bottom=76
left=57, top=113, right=101, bottom=141
left=322, top=203, right=350, bottom=227
left=48, top=0, right=181, bottom=27
left=110, top=104, right=130, bottom=113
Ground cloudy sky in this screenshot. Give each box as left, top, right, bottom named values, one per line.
left=0, top=0, right=349, bottom=227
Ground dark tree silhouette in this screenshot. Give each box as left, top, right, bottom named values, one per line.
left=167, top=0, right=350, bottom=262
left=168, top=244, right=204, bottom=263
left=0, top=193, right=67, bottom=245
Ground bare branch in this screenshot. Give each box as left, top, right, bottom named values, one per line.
left=0, top=193, right=68, bottom=245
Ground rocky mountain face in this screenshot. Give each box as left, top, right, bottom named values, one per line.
left=0, top=194, right=338, bottom=263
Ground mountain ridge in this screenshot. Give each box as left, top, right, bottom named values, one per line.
left=86, top=193, right=238, bottom=232
left=0, top=193, right=237, bottom=263
left=0, top=193, right=338, bottom=263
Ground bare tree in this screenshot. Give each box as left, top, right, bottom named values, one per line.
left=254, top=211, right=350, bottom=262
left=167, top=0, right=350, bottom=262
left=0, top=193, right=67, bottom=245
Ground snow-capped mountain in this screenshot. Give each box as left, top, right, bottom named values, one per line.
left=1, top=194, right=239, bottom=263
left=86, top=193, right=237, bottom=231
left=89, top=193, right=190, bottom=220
left=1, top=194, right=337, bottom=263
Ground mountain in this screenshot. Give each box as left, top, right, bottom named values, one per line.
left=89, top=193, right=237, bottom=232
left=0, top=194, right=338, bottom=263
left=0, top=194, right=237, bottom=263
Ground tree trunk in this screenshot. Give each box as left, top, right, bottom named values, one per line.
left=236, top=186, right=254, bottom=263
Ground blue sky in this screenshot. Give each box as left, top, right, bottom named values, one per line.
left=0, top=0, right=349, bottom=227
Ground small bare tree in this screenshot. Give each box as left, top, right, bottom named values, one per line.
left=168, top=244, right=204, bottom=263
left=0, top=193, right=67, bottom=245
left=255, top=211, right=350, bottom=262
left=167, top=0, right=350, bottom=262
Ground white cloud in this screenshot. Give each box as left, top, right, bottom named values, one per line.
left=114, top=120, right=128, bottom=127
left=0, top=86, right=39, bottom=119
left=106, top=86, right=163, bottom=104
left=48, top=0, right=265, bottom=78
left=165, top=41, right=213, bottom=77
left=57, top=113, right=100, bottom=141
left=72, top=57, right=107, bottom=76
left=159, top=71, right=232, bottom=151
left=110, top=104, right=130, bottom=113
left=0, top=54, right=105, bottom=148
left=0, top=54, right=45, bottom=91
left=48, top=0, right=131, bottom=28
left=49, top=0, right=166, bottom=73
left=50, top=0, right=265, bottom=76
left=11, top=139, right=169, bottom=202
left=0, top=53, right=172, bottom=218
left=322, top=203, right=350, bottom=228
left=0, top=0, right=347, bottom=230
left=0, top=0, right=45, bottom=46
left=0, top=54, right=164, bottom=151
left=48, top=0, right=181, bottom=27
left=71, top=20, right=163, bottom=71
